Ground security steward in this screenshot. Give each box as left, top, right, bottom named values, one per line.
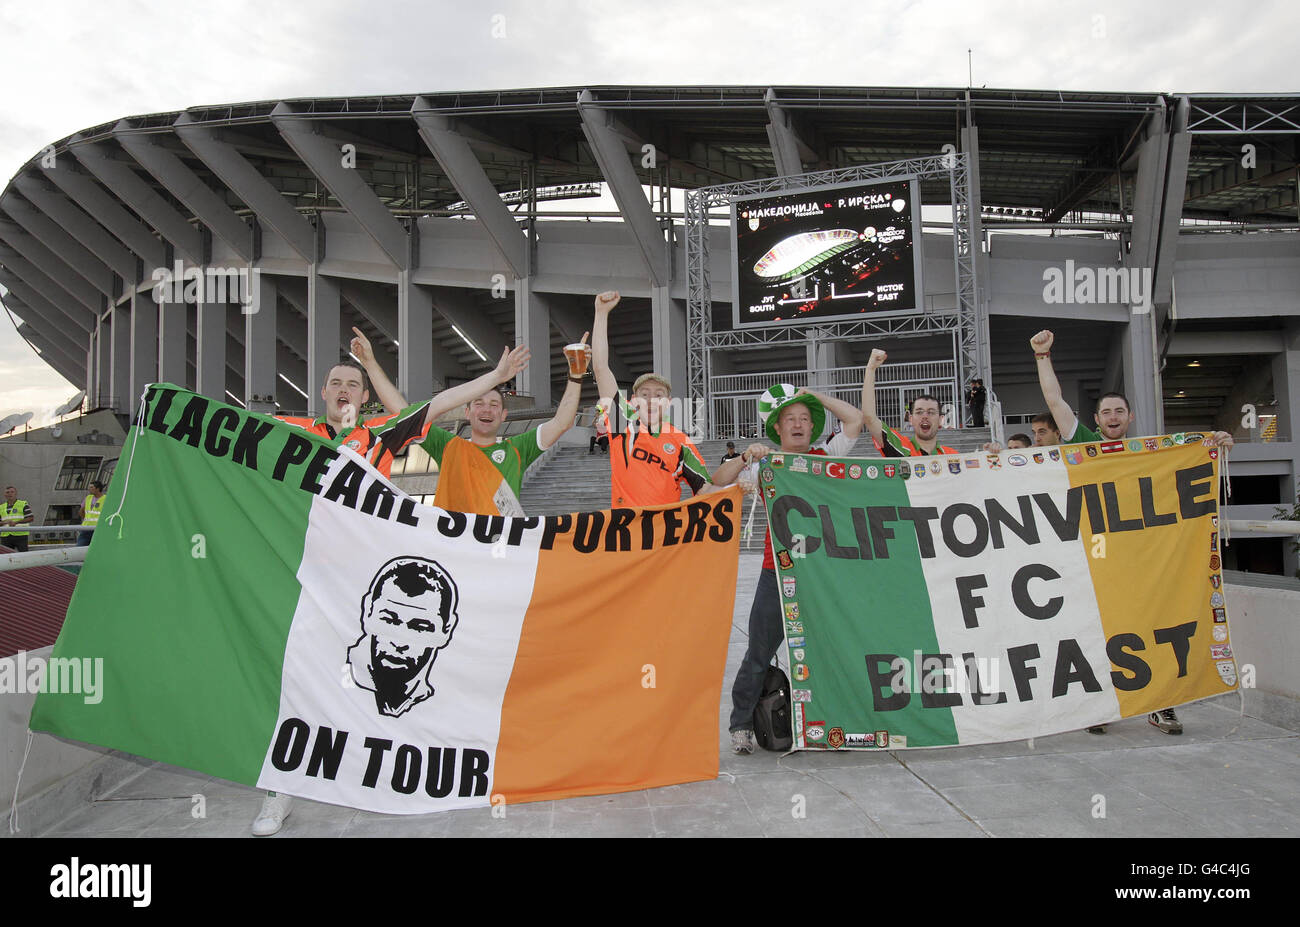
left=77, top=480, right=106, bottom=547
left=2, top=484, right=34, bottom=552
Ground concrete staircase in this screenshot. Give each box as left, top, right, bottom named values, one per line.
left=518, top=428, right=994, bottom=551
left=518, top=444, right=618, bottom=515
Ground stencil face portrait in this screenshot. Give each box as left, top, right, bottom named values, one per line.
left=348, top=557, right=460, bottom=717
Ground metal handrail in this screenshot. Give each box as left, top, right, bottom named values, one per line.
left=1229, top=520, right=1300, bottom=536
left=711, top=361, right=956, bottom=393
left=0, top=546, right=88, bottom=572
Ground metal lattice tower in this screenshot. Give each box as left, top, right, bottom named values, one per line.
left=686, top=154, right=981, bottom=439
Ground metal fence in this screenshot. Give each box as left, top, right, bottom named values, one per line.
left=710, top=360, right=958, bottom=436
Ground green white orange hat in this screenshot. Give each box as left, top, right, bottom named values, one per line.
left=758, top=383, right=827, bottom=444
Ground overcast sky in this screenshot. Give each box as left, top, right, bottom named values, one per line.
left=2, top=0, right=1296, bottom=427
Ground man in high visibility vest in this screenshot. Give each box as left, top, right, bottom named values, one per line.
left=76, top=480, right=105, bottom=547
left=2, top=484, right=34, bottom=552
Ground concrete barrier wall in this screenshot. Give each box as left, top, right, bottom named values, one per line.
left=1223, top=580, right=1300, bottom=732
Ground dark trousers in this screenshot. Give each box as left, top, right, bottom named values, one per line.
left=589, top=435, right=608, bottom=454
left=3, top=535, right=28, bottom=552
left=729, top=568, right=784, bottom=731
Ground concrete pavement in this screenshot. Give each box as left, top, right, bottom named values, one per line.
left=23, top=554, right=1300, bottom=838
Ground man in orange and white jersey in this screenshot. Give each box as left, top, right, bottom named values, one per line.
left=591, top=291, right=749, bottom=506
left=254, top=330, right=428, bottom=836
left=275, top=327, right=428, bottom=480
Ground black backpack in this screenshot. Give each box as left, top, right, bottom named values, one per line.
left=752, top=662, right=793, bottom=752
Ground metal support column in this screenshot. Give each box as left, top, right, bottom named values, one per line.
left=514, top=276, right=552, bottom=407
left=109, top=299, right=130, bottom=412
left=158, top=295, right=187, bottom=387
left=307, top=270, right=340, bottom=416
left=244, top=272, right=278, bottom=413
left=128, top=289, right=157, bottom=415
left=195, top=293, right=226, bottom=402
left=398, top=273, right=435, bottom=405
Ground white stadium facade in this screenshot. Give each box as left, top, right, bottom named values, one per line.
left=2, top=86, right=1298, bottom=572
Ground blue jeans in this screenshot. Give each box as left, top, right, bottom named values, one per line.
left=75, top=532, right=91, bottom=547
left=729, top=568, right=784, bottom=732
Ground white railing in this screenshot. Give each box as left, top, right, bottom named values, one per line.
left=711, top=360, right=956, bottom=394
left=985, top=392, right=1005, bottom=445
left=1, top=546, right=88, bottom=572
left=711, top=362, right=959, bottom=436
left=11, top=525, right=94, bottom=535
left=1228, top=520, right=1300, bottom=536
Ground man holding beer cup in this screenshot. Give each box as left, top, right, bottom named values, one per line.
left=591, top=291, right=750, bottom=506
left=412, top=334, right=590, bottom=516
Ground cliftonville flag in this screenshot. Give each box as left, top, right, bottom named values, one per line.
left=760, top=438, right=1236, bottom=750
left=30, top=385, right=740, bottom=813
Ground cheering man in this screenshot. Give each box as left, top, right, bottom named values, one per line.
left=861, top=348, right=957, bottom=457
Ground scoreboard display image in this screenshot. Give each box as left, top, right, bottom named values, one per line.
left=731, top=176, right=924, bottom=328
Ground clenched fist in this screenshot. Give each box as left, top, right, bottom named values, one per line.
left=1030, top=330, right=1054, bottom=354
left=594, top=291, right=621, bottom=314
left=867, top=348, right=888, bottom=370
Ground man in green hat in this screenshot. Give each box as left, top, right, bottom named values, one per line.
left=727, top=380, right=867, bottom=755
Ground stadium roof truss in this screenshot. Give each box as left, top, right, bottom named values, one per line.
left=3, top=85, right=1298, bottom=407
left=19, top=87, right=1300, bottom=228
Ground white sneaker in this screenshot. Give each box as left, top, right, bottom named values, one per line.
left=252, top=792, right=294, bottom=836
left=1149, top=708, right=1183, bottom=735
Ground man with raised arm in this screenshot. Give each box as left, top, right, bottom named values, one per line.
left=1029, top=329, right=1134, bottom=444
left=255, top=333, right=432, bottom=837
left=276, top=346, right=428, bottom=488
left=347, top=325, right=409, bottom=417
left=728, top=380, right=867, bottom=755
left=1030, top=328, right=1234, bottom=737
left=860, top=348, right=957, bottom=457
left=415, top=336, right=589, bottom=518
left=591, top=291, right=749, bottom=505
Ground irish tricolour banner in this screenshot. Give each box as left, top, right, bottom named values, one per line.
left=31, top=385, right=740, bottom=813
left=760, top=439, right=1237, bottom=750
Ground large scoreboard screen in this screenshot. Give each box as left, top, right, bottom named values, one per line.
left=731, top=176, right=924, bottom=327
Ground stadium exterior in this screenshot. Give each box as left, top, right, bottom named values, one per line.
left=2, top=86, right=1298, bottom=574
